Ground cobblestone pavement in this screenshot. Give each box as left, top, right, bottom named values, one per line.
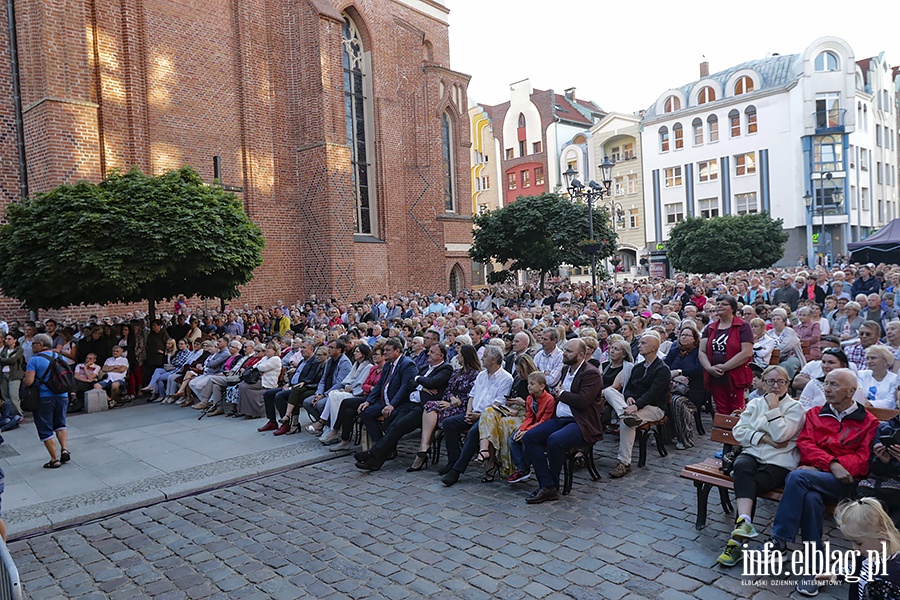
left=9, top=420, right=846, bottom=599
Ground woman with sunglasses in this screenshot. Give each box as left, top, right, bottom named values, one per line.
left=716, top=365, right=805, bottom=567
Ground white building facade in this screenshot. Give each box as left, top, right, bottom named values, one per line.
left=641, top=37, right=898, bottom=267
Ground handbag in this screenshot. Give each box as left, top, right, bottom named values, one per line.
left=20, top=384, right=41, bottom=412
left=241, top=367, right=261, bottom=385
left=720, top=446, right=744, bottom=477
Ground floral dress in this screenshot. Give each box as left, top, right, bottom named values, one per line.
left=424, top=368, right=479, bottom=427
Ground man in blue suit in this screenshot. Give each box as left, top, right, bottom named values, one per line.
left=356, top=343, right=453, bottom=471
left=354, top=338, right=417, bottom=447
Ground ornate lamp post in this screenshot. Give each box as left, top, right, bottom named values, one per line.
left=564, top=156, right=616, bottom=298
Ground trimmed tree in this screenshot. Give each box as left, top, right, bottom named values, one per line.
left=469, top=192, right=617, bottom=289
left=666, top=211, right=788, bottom=273
left=0, top=166, right=265, bottom=319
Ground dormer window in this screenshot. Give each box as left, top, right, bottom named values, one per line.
left=734, top=75, right=754, bottom=96
left=815, top=51, right=840, bottom=72
left=664, top=96, right=681, bottom=113
left=697, top=86, right=716, bottom=105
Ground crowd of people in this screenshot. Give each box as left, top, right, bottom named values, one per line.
left=9, top=263, right=900, bottom=595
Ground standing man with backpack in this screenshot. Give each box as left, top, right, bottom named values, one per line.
left=22, top=334, right=73, bottom=469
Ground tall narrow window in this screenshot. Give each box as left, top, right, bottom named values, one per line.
left=673, top=123, right=684, bottom=149
left=692, top=118, right=703, bottom=146
left=708, top=114, right=719, bottom=142
left=441, top=113, right=455, bottom=211
left=745, top=105, right=758, bottom=134
left=659, top=126, right=669, bottom=152
left=729, top=109, right=741, bottom=138
left=343, top=16, right=376, bottom=235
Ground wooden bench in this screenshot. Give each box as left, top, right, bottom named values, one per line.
left=680, top=407, right=900, bottom=530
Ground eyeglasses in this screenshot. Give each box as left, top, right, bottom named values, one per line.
left=763, top=378, right=789, bottom=386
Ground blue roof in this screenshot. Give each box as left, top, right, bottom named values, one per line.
left=644, top=53, right=802, bottom=118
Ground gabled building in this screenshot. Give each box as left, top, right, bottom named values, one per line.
left=480, top=79, right=604, bottom=207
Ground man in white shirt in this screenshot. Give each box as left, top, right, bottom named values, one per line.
left=95, top=345, right=128, bottom=402
left=534, top=328, right=564, bottom=389
left=440, top=346, right=512, bottom=486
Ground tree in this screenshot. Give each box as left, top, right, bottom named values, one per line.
left=666, top=212, right=788, bottom=273
left=0, top=167, right=265, bottom=319
left=469, top=192, right=617, bottom=289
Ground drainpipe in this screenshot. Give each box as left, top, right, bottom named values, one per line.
left=6, top=0, right=28, bottom=199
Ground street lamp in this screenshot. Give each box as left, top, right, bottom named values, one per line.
left=564, top=156, right=616, bottom=299
left=804, top=173, right=843, bottom=267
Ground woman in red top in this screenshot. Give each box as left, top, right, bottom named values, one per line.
left=506, top=371, right=556, bottom=484
left=699, top=295, right=754, bottom=415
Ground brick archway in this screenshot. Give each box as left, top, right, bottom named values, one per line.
left=449, top=263, right=465, bottom=295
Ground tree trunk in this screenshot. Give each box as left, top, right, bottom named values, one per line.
left=148, top=297, right=156, bottom=323
left=220, top=298, right=226, bottom=313
left=539, top=270, right=546, bottom=291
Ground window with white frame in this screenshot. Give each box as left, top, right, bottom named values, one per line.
left=692, top=118, right=703, bottom=146
left=729, top=109, right=741, bottom=138
left=614, top=176, right=625, bottom=196
left=861, top=151, right=869, bottom=171
left=507, top=172, right=516, bottom=190
left=745, top=105, right=758, bottom=134
left=626, top=173, right=637, bottom=194
left=698, top=160, right=719, bottom=182
left=815, top=92, right=841, bottom=128
left=698, top=197, right=719, bottom=218
left=735, top=192, right=758, bottom=215
left=734, top=75, right=754, bottom=95
left=673, top=123, right=684, bottom=150
left=664, top=166, right=683, bottom=188
left=734, top=152, right=756, bottom=176
left=665, top=203, right=684, bottom=224
left=609, top=146, right=621, bottom=162
left=708, top=114, right=719, bottom=142
left=698, top=86, right=716, bottom=104
left=659, top=126, right=669, bottom=152
left=622, top=143, right=635, bottom=160
left=862, top=187, right=870, bottom=210
left=815, top=50, right=840, bottom=72
left=664, top=96, right=681, bottom=113
left=628, top=207, right=640, bottom=228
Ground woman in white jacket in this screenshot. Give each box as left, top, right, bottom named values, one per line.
left=716, top=365, right=805, bottom=567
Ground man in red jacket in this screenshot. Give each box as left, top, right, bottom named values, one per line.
left=764, top=368, right=878, bottom=597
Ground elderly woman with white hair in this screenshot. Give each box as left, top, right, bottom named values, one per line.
left=858, top=345, right=899, bottom=409
left=835, top=301, right=864, bottom=341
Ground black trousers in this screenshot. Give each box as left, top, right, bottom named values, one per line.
left=369, top=403, right=423, bottom=461
left=732, top=453, right=790, bottom=500
left=263, top=388, right=290, bottom=422
left=335, top=396, right=367, bottom=441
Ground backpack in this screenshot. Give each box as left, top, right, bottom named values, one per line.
left=34, top=352, right=75, bottom=394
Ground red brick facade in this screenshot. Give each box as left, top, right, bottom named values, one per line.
left=0, top=0, right=472, bottom=320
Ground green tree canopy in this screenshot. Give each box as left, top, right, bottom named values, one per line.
left=666, top=211, right=788, bottom=273
left=469, top=192, right=617, bottom=288
left=0, top=166, right=265, bottom=317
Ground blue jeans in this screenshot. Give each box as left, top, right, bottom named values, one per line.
left=34, top=395, right=68, bottom=442
left=771, top=468, right=857, bottom=548
left=508, top=431, right=529, bottom=473
left=523, top=417, right=586, bottom=490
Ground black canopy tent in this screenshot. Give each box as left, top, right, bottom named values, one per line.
left=848, top=218, right=900, bottom=264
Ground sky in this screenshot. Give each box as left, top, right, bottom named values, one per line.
left=447, top=0, right=900, bottom=114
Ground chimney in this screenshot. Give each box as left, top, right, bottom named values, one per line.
left=564, top=87, right=576, bottom=101
left=700, top=61, right=709, bottom=77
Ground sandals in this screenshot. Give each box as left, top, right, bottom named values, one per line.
left=305, top=423, right=324, bottom=435
left=60, top=449, right=71, bottom=463
left=481, top=465, right=498, bottom=483
left=475, top=450, right=491, bottom=463
left=43, top=459, right=61, bottom=469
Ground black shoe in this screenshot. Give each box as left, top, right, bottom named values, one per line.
left=525, top=487, right=560, bottom=504
left=354, top=450, right=371, bottom=463
left=355, top=458, right=383, bottom=471
left=437, top=462, right=454, bottom=475
left=441, top=469, right=460, bottom=487
left=407, top=451, right=429, bottom=472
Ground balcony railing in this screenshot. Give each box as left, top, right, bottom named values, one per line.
left=814, top=108, right=846, bottom=132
